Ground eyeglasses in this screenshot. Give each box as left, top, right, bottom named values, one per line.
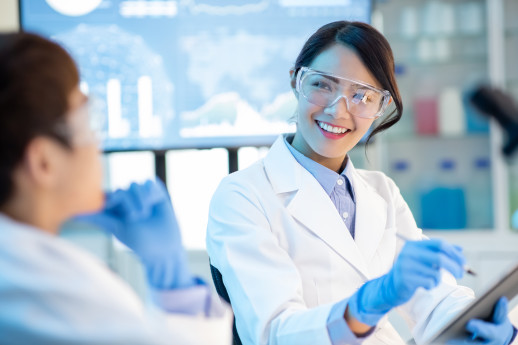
left=53, top=98, right=105, bottom=147
left=296, top=67, right=392, bottom=119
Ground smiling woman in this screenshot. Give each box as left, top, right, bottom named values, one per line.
left=290, top=43, right=394, bottom=171
left=206, top=20, right=517, bottom=345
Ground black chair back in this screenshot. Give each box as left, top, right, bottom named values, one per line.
left=210, top=263, right=243, bottom=345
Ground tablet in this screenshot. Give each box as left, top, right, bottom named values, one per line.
left=424, top=263, right=518, bottom=345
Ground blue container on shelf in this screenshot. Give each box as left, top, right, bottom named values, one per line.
left=420, top=159, right=467, bottom=229
left=464, top=90, right=490, bottom=133
left=466, top=157, right=493, bottom=228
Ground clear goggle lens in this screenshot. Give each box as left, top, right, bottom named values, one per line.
left=54, top=98, right=105, bottom=147
left=296, top=67, right=391, bottom=119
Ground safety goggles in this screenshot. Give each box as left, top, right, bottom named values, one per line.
left=53, top=98, right=105, bottom=147
left=296, top=67, right=392, bottom=119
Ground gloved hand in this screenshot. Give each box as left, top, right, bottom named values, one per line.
left=447, top=297, right=516, bottom=345
left=76, top=179, right=196, bottom=290
left=348, top=239, right=466, bottom=326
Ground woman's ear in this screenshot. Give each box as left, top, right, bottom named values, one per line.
left=289, top=69, right=298, bottom=97
left=23, top=137, right=64, bottom=189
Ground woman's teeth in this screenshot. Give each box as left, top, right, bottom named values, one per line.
left=317, top=121, right=349, bottom=134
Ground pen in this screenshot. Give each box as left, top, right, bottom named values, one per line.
left=395, top=233, right=477, bottom=276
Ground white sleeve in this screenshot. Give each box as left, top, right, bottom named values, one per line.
left=151, top=283, right=234, bottom=345
left=160, top=297, right=234, bottom=345
left=0, top=235, right=232, bottom=345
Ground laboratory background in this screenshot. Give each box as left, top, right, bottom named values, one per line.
left=1, top=0, right=518, bottom=340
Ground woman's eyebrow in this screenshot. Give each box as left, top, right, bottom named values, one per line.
left=316, top=71, right=379, bottom=90
left=321, top=73, right=366, bottom=87
left=320, top=74, right=340, bottom=84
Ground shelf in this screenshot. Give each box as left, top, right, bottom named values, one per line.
left=385, top=32, right=487, bottom=41
left=383, top=133, right=490, bottom=142
left=395, top=57, right=487, bottom=67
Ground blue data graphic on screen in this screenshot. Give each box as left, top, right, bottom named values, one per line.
left=20, top=0, right=371, bottom=151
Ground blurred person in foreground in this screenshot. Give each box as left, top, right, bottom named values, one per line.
left=0, top=31, right=231, bottom=345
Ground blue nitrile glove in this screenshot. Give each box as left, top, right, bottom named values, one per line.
left=447, top=297, right=516, bottom=345
left=348, top=239, right=466, bottom=326
left=77, top=179, right=196, bottom=290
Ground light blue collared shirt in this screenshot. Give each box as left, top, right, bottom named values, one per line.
left=284, top=136, right=372, bottom=345
left=283, top=136, right=356, bottom=238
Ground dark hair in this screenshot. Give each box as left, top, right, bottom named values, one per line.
left=294, top=21, right=402, bottom=145
left=0, top=32, right=79, bottom=206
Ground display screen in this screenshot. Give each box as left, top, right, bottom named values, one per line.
left=20, top=0, right=371, bottom=151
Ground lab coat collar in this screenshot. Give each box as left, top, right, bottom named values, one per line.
left=263, top=135, right=300, bottom=194
left=283, top=134, right=356, bottom=201
left=264, top=135, right=388, bottom=279
left=0, top=212, right=53, bottom=240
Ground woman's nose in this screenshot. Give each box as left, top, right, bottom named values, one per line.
left=324, top=96, right=351, bottom=119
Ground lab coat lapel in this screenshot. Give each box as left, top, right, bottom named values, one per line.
left=350, top=168, right=388, bottom=266
left=287, top=173, right=372, bottom=278
left=264, top=136, right=371, bottom=279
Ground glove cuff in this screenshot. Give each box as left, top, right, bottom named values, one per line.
left=507, top=326, right=517, bottom=345
left=144, top=254, right=196, bottom=290
left=348, top=277, right=393, bottom=327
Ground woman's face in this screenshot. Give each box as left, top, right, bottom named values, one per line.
left=54, top=87, right=104, bottom=216
left=291, top=44, right=382, bottom=170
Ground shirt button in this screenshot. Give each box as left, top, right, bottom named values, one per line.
left=337, top=178, right=344, bottom=186
left=343, top=212, right=349, bottom=219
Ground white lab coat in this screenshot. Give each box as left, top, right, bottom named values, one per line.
left=207, top=135, right=475, bottom=345
left=0, top=213, right=232, bottom=345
